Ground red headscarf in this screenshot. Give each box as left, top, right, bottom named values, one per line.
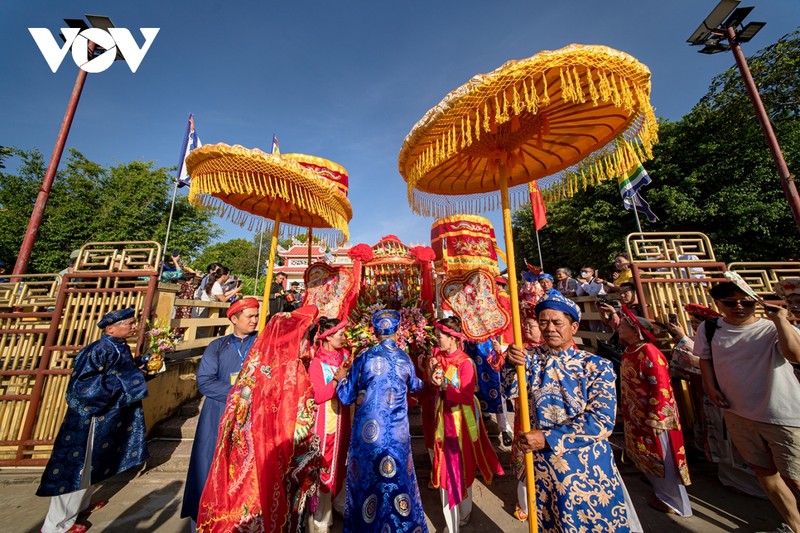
left=226, top=297, right=259, bottom=319
left=198, top=305, right=320, bottom=533
left=620, top=305, right=658, bottom=344
left=684, top=303, right=722, bottom=319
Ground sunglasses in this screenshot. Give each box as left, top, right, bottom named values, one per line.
left=718, top=299, right=756, bottom=308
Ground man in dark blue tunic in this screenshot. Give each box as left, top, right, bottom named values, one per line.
left=336, top=309, right=428, bottom=533
left=180, top=297, right=260, bottom=531
left=37, top=308, right=148, bottom=533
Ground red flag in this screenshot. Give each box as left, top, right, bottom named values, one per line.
left=529, top=181, right=547, bottom=231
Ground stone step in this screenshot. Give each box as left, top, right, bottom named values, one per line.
left=145, top=438, right=194, bottom=473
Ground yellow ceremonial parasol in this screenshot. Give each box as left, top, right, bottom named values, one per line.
left=186, top=143, right=352, bottom=331
left=398, top=43, right=657, bottom=532
left=283, top=152, right=351, bottom=266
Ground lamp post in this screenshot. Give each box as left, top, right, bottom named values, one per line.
left=687, top=0, right=800, bottom=232
left=13, top=15, right=119, bottom=275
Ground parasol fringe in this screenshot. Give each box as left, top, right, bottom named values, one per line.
left=483, top=102, right=491, bottom=134
left=540, top=72, right=550, bottom=106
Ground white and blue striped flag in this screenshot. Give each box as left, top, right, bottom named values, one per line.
left=176, top=114, right=201, bottom=187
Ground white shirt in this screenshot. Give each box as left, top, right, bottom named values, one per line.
left=694, top=318, right=800, bottom=426
left=576, top=276, right=605, bottom=297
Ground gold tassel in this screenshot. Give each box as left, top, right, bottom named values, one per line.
left=559, top=68, right=571, bottom=103
left=610, top=72, right=622, bottom=107
left=541, top=72, right=550, bottom=106
left=483, top=102, right=490, bottom=134
left=460, top=118, right=466, bottom=149
left=526, top=78, right=539, bottom=114
left=598, top=70, right=611, bottom=101
left=512, top=84, right=523, bottom=116
left=466, top=111, right=473, bottom=145
left=572, top=67, right=585, bottom=103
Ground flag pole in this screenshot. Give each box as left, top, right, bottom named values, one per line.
left=631, top=202, right=643, bottom=234
left=254, top=227, right=265, bottom=296
left=160, top=179, right=180, bottom=277
left=535, top=228, right=544, bottom=270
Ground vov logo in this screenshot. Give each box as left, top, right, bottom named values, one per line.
left=29, top=26, right=159, bottom=73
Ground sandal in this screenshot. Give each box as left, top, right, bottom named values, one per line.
left=514, top=504, right=528, bottom=521
left=78, top=500, right=107, bottom=518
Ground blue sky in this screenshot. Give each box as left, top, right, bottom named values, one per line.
left=2, top=1, right=798, bottom=258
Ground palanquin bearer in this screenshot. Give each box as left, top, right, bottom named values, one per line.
left=37, top=308, right=148, bottom=533
left=181, top=297, right=260, bottom=531
left=501, top=292, right=643, bottom=532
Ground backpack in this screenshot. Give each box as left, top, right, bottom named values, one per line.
left=703, top=318, right=720, bottom=355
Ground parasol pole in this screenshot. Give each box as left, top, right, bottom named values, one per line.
left=307, top=228, right=313, bottom=266
left=258, top=210, right=283, bottom=332
left=253, top=228, right=265, bottom=296
left=499, top=163, right=538, bottom=533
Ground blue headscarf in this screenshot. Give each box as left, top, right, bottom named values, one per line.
left=372, top=309, right=401, bottom=336
left=522, top=270, right=539, bottom=283
left=538, top=273, right=554, bottom=282
left=97, top=307, right=135, bottom=328
left=535, top=291, right=581, bottom=322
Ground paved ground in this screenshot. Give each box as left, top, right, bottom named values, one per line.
left=1, top=400, right=785, bottom=532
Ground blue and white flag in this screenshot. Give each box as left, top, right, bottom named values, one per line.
left=618, top=164, right=659, bottom=223
left=271, top=133, right=280, bottom=155
left=176, top=114, right=201, bottom=187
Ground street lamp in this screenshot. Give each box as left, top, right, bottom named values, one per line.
left=13, top=15, right=121, bottom=275
left=688, top=0, right=800, bottom=232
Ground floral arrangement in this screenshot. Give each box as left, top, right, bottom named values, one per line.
left=345, top=295, right=436, bottom=360
left=143, top=319, right=179, bottom=374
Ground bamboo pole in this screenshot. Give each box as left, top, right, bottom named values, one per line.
left=258, top=210, right=283, bottom=332
left=499, top=164, right=538, bottom=533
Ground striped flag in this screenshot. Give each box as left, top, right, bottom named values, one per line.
left=176, top=114, right=201, bottom=188
left=271, top=133, right=280, bottom=155
left=618, top=164, right=659, bottom=223
left=528, top=181, right=547, bottom=230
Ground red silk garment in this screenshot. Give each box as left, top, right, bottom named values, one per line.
left=620, top=342, right=691, bottom=485
left=431, top=349, right=504, bottom=507
left=308, top=347, right=351, bottom=497
left=197, top=306, right=321, bottom=533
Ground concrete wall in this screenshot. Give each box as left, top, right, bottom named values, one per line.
left=142, top=356, right=200, bottom=434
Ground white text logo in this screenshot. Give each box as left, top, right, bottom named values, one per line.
left=29, top=27, right=159, bottom=73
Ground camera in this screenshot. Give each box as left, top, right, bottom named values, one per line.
left=596, top=296, right=621, bottom=311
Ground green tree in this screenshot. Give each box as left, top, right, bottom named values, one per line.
left=192, top=238, right=260, bottom=277
left=513, top=30, right=800, bottom=274
left=0, top=148, right=218, bottom=273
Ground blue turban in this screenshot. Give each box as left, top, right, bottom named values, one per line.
left=535, top=291, right=581, bottom=322
left=97, top=307, right=135, bottom=329
left=539, top=273, right=554, bottom=282
left=372, top=309, right=401, bottom=336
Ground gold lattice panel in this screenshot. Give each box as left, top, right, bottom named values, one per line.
left=727, top=262, right=800, bottom=296
left=631, top=262, right=728, bottom=335
left=73, top=241, right=161, bottom=272
left=626, top=232, right=716, bottom=263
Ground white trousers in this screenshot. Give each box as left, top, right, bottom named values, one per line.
left=647, top=432, right=692, bottom=516
left=307, top=489, right=346, bottom=532
left=440, top=486, right=472, bottom=533
left=41, top=419, right=96, bottom=533
left=495, top=398, right=512, bottom=433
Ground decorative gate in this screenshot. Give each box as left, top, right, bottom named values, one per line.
left=0, top=242, right=160, bottom=465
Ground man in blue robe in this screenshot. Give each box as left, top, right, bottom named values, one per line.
left=502, top=292, right=643, bottom=533
left=181, top=297, right=260, bottom=530
left=37, top=308, right=149, bottom=533
left=337, top=309, right=428, bottom=533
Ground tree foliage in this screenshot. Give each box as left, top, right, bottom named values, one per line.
left=513, top=30, right=800, bottom=277
left=0, top=148, right=218, bottom=273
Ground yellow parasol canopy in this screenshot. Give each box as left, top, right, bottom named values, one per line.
left=187, top=143, right=353, bottom=330
left=398, top=43, right=656, bottom=217
left=399, top=44, right=658, bottom=533
left=186, top=143, right=352, bottom=245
